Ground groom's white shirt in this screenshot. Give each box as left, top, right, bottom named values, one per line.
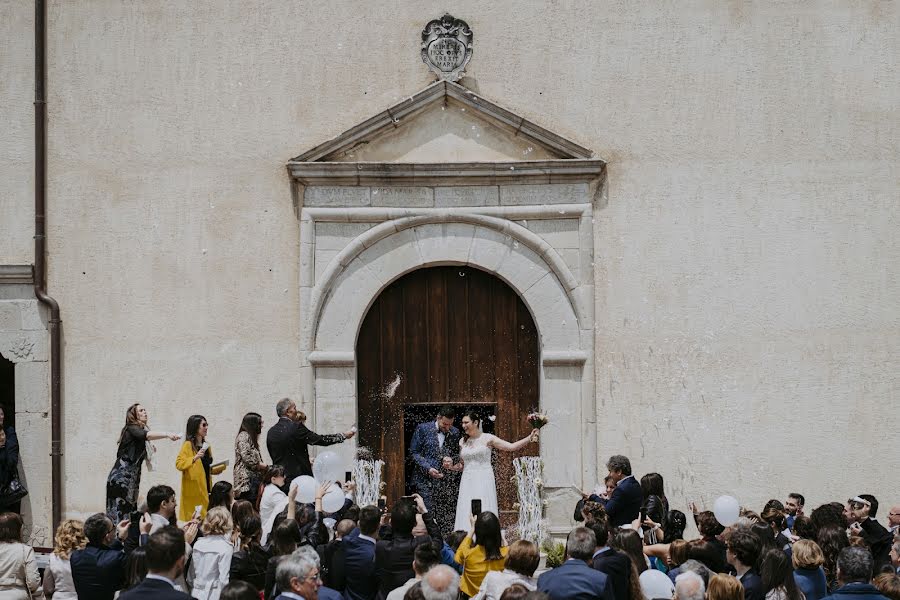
left=435, top=420, right=445, bottom=449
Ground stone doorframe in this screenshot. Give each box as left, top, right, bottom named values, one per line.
left=292, top=180, right=603, bottom=530
left=0, top=265, right=51, bottom=546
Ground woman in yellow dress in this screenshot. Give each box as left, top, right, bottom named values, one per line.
left=176, top=415, right=226, bottom=521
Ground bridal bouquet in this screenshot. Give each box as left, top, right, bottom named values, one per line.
left=526, top=412, right=549, bottom=429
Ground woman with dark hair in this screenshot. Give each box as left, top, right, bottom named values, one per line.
left=221, top=580, right=261, bottom=600
left=760, top=548, right=803, bottom=600
left=611, top=529, right=648, bottom=575
left=234, top=412, right=268, bottom=505
left=263, top=518, right=301, bottom=600
left=639, top=473, right=669, bottom=543
left=810, top=504, right=848, bottom=538
left=122, top=546, right=148, bottom=591
left=453, top=410, right=539, bottom=531
left=229, top=513, right=270, bottom=591
left=209, top=481, right=235, bottom=512
left=791, top=516, right=816, bottom=541
left=105, top=403, right=180, bottom=522
left=0, top=512, right=44, bottom=599
left=761, top=506, right=792, bottom=552
left=665, top=510, right=687, bottom=543
left=456, top=511, right=509, bottom=598
left=816, top=526, right=848, bottom=592
left=751, top=521, right=779, bottom=554
left=259, top=466, right=288, bottom=545
left=175, top=415, right=226, bottom=521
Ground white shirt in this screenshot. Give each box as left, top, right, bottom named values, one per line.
left=260, top=483, right=289, bottom=545
left=471, top=569, right=537, bottom=600
left=436, top=421, right=445, bottom=449
left=279, top=593, right=305, bottom=600
left=149, top=512, right=172, bottom=534
left=387, top=577, right=418, bottom=600
left=187, top=534, right=233, bottom=600
left=358, top=534, right=377, bottom=545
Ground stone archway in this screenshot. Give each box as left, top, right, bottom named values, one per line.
left=303, top=214, right=594, bottom=524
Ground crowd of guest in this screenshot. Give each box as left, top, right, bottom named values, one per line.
left=0, top=398, right=898, bottom=600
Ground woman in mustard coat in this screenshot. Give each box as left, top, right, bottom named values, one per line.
left=176, top=414, right=226, bottom=521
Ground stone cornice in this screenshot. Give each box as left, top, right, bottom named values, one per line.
left=288, top=159, right=605, bottom=186
left=0, top=265, right=33, bottom=285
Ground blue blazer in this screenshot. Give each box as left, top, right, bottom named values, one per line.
left=342, top=528, right=378, bottom=600
left=408, top=422, right=460, bottom=488
left=590, top=475, right=642, bottom=527
left=118, top=577, right=192, bottom=600
left=538, top=558, right=614, bottom=600
left=794, top=567, right=828, bottom=600
left=70, top=541, right=127, bottom=600
left=821, top=583, right=892, bottom=600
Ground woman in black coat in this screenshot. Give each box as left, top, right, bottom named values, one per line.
left=0, top=406, right=23, bottom=513
left=640, top=472, right=669, bottom=543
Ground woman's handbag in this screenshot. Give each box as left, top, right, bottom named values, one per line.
left=0, top=477, right=28, bottom=507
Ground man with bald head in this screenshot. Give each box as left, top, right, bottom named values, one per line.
left=420, top=565, right=459, bottom=600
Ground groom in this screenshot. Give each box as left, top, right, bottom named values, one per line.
left=409, top=405, right=461, bottom=535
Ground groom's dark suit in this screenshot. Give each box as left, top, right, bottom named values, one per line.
left=409, top=420, right=460, bottom=535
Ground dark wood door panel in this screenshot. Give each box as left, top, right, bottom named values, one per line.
left=356, top=266, right=539, bottom=517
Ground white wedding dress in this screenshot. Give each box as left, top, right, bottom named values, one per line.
left=454, top=433, right=499, bottom=531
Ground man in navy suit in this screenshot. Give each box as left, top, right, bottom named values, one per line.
left=727, top=528, right=764, bottom=600
left=538, top=527, right=614, bottom=600
left=587, top=518, right=633, bottom=600
left=588, top=455, right=642, bottom=527
left=119, top=526, right=192, bottom=599
left=71, top=512, right=131, bottom=600
left=409, top=406, right=461, bottom=534
left=342, top=505, right=382, bottom=600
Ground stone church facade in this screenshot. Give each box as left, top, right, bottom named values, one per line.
left=1, top=3, right=898, bottom=543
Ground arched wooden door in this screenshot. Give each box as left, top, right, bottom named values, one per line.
left=356, top=266, right=539, bottom=523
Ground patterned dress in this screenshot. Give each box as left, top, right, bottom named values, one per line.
left=105, top=425, right=148, bottom=522
left=233, top=431, right=264, bottom=503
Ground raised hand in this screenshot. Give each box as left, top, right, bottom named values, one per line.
left=139, top=512, right=153, bottom=535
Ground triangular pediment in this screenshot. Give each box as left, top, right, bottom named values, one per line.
left=290, top=81, right=593, bottom=163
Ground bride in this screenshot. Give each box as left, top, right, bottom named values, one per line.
left=451, top=410, right=539, bottom=531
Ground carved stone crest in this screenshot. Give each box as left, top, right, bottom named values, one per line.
left=421, top=14, right=473, bottom=82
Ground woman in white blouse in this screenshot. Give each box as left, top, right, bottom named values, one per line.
left=0, top=512, right=44, bottom=600
left=258, top=466, right=288, bottom=545
left=42, top=520, right=86, bottom=599
left=471, top=540, right=540, bottom=600
left=188, top=507, right=235, bottom=600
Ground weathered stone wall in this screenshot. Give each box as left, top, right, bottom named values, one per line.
left=0, top=1, right=897, bottom=533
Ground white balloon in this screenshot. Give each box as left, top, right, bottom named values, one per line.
left=312, top=451, right=344, bottom=484
left=290, top=475, right=318, bottom=504
left=713, top=495, right=740, bottom=527
left=322, top=484, right=346, bottom=513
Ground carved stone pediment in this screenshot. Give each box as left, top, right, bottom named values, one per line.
left=288, top=81, right=603, bottom=186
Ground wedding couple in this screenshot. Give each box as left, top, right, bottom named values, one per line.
left=409, top=405, right=539, bottom=533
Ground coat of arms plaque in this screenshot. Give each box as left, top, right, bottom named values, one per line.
left=421, top=14, right=473, bottom=82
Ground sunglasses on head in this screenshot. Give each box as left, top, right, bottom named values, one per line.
left=848, top=497, right=871, bottom=510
